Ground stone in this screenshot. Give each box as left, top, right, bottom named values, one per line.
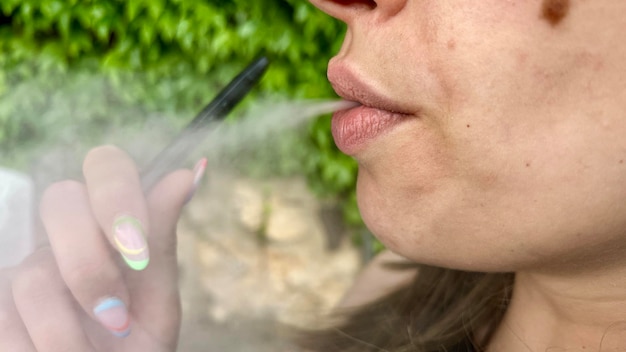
left=176, top=172, right=362, bottom=350
left=232, top=179, right=264, bottom=233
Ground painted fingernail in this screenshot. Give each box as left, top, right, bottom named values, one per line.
left=185, top=157, right=207, bottom=204
left=113, top=215, right=149, bottom=271
left=93, top=297, right=131, bottom=338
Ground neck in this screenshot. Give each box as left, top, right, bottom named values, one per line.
left=488, top=266, right=626, bottom=351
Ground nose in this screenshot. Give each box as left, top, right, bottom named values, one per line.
left=309, top=0, right=407, bottom=24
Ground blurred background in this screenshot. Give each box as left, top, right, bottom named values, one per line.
left=0, top=1, right=383, bottom=350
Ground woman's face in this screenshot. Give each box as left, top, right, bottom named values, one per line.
left=310, top=0, right=626, bottom=272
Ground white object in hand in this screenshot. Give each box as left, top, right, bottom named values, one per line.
left=0, top=168, right=34, bottom=267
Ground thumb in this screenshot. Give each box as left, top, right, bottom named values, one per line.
left=124, top=168, right=195, bottom=347
left=146, top=168, right=196, bottom=269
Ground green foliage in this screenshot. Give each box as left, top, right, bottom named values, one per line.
left=0, top=0, right=368, bottom=233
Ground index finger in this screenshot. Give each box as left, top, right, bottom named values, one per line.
left=83, top=145, right=150, bottom=271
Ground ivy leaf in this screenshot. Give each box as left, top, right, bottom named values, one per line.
left=158, top=11, right=177, bottom=41
left=57, top=10, right=71, bottom=41
left=139, top=21, right=155, bottom=45
left=146, top=0, right=164, bottom=20
left=1, top=0, right=21, bottom=16
left=41, top=0, right=65, bottom=19
left=125, top=0, right=143, bottom=22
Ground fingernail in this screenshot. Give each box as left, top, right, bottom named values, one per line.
left=93, top=297, right=131, bottom=338
left=113, top=215, right=149, bottom=271
left=185, top=157, right=207, bottom=204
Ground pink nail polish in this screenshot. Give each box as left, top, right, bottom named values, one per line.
left=185, top=158, right=207, bottom=204
left=192, top=158, right=208, bottom=187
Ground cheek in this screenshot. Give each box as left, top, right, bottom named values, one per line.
left=356, top=120, right=455, bottom=199
left=449, top=123, right=626, bottom=266
left=355, top=111, right=626, bottom=271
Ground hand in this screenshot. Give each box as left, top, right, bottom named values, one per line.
left=0, top=145, right=197, bottom=351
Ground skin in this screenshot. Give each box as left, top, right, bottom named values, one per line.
left=2, top=0, right=626, bottom=350
left=308, top=0, right=626, bottom=350
left=542, top=0, right=571, bottom=25
left=0, top=146, right=194, bottom=351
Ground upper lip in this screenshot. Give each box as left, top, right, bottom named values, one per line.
left=327, top=62, right=411, bottom=115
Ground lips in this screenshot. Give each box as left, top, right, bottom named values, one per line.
left=328, top=64, right=412, bottom=155
left=331, top=106, right=407, bottom=155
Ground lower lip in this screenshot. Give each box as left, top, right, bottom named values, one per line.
left=331, top=105, right=408, bottom=155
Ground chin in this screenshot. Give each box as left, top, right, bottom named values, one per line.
left=357, top=194, right=532, bottom=273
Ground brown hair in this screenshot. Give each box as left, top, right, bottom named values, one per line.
left=297, top=265, right=514, bottom=352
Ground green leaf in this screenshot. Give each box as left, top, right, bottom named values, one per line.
left=41, top=0, right=65, bottom=18
left=57, top=10, right=71, bottom=41
left=1, top=0, right=21, bottom=15
left=96, top=23, right=111, bottom=42
left=157, top=11, right=177, bottom=41
left=146, top=0, right=164, bottom=19
left=125, top=0, right=143, bottom=21
left=20, top=2, right=33, bottom=17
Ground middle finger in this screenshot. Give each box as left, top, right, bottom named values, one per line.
left=82, top=145, right=151, bottom=271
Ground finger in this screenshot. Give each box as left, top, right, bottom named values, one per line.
left=40, top=180, right=132, bottom=338
left=129, top=168, right=194, bottom=281
left=125, top=169, right=194, bottom=346
left=12, top=248, right=95, bottom=351
left=147, top=168, right=196, bottom=268
left=0, top=268, right=36, bottom=351
left=83, top=145, right=151, bottom=271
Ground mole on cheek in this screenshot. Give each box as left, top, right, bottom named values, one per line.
left=541, top=0, right=570, bottom=26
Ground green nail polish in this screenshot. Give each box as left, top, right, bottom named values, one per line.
left=113, top=215, right=150, bottom=271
